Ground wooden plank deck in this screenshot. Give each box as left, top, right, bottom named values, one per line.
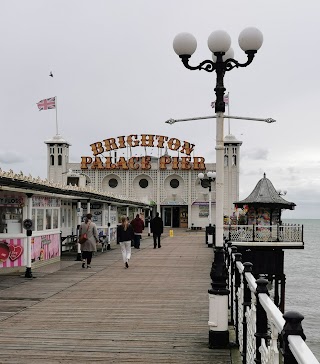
left=0, top=229, right=233, bottom=363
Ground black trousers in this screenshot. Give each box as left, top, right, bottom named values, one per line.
left=82, top=251, right=93, bottom=265
left=153, top=234, right=161, bottom=248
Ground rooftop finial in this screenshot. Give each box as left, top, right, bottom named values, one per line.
left=263, top=172, right=266, bottom=178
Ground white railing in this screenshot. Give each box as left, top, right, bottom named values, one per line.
left=231, top=255, right=319, bottom=364
left=224, top=224, right=303, bottom=243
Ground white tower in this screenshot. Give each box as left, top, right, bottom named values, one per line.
left=44, top=134, right=71, bottom=184
left=224, top=134, right=242, bottom=220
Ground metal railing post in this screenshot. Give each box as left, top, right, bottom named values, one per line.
left=281, top=311, right=306, bottom=364
left=255, top=278, right=270, bottom=364
left=234, top=252, right=242, bottom=346
left=242, top=262, right=253, bottom=364
left=229, top=246, right=237, bottom=325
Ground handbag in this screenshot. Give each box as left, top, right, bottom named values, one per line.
left=78, top=222, right=91, bottom=244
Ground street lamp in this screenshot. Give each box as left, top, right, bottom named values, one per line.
left=198, top=171, right=216, bottom=248
left=173, top=27, right=263, bottom=349
left=198, top=171, right=216, bottom=224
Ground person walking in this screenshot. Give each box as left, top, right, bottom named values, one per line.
left=131, top=214, right=145, bottom=249
left=117, top=216, right=134, bottom=268
left=150, top=212, right=164, bottom=249
left=79, top=213, right=99, bottom=269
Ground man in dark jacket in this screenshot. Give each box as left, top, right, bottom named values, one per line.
left=150, top=212, right=164, bottom=249
left=131, top=214, right=144, bottom=249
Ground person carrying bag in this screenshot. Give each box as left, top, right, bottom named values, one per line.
left=79, top=213, right=99, bottom=269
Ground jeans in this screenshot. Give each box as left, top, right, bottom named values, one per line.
left=153, top=234, right=161, bottom=248
left=134, top=234, right=141, bottom=248
left=120, top=241, right=131, bottom=263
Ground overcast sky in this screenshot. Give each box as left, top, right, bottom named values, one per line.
left=0, top=0, right=319, bottom=219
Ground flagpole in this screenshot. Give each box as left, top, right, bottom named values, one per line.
left=55, top=96, right=59, bottom=135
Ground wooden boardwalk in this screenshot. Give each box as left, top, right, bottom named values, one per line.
left=0, top=229, right=234, bottom=363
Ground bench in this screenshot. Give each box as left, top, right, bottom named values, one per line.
left=61, top=234, right=78, bottom=252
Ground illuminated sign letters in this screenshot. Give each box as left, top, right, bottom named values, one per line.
left=80, top=134, right=206, bottom=171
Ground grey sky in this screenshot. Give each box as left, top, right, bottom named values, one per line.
left=0, top=0, right=319, bottom=218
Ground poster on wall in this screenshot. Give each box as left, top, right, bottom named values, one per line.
left=0, top=239, right=24, bottom=268
left=31, top=233, right=60, bottom=262
left=199, top=205, right=209, bottom=217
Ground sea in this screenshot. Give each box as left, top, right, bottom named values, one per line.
left=283, top=219, right=320, bottom=360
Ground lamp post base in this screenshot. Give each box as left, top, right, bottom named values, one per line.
left=208, top=246, right=230, bottom=348
left=209, top=329, right=229, bottom=349
left=25, top=267, right=33, bottom=278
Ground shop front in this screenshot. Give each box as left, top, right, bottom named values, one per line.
left=0, top=192, right=61, bottom=273
left=162, top=205, right=188, bottom=228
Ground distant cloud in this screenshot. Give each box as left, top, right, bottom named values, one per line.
left=242, top=148, right=269, bottom=160
left=0, top=151, right=25, bottom=164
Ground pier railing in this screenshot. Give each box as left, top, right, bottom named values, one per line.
left=223, top=223, right=303, bottom=243
left=228, top=248, right=319, bottom=364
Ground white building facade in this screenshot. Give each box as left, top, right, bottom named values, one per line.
left=45, top=133, right=242, bottom=229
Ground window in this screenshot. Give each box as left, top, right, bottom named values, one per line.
left=68, top=208, right=71, bottom=227
left=109, top=178, right=118, bottom=188
left=232, top=155, right=237, bottom=166
left=46, top=209, right=52, bottom=229
left=58, top=155, right=62, bottom=166
left=37, top=210, right=44, bottom=231
left=139, top=178, right=148, bottom=188
left=224, top=155, right=228, bottom=167
left=50, top=155, right=54, bottom=166
left=170, top=179, right=179, bottom=188
left=53, top=209, right=58, bottom=229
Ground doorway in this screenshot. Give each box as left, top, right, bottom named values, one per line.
left=164, top=207, right=172, bottom=227
left=172, top=207, right=180, bottom=227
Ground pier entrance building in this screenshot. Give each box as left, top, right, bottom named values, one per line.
left=45, top=132, right=242, bottom=229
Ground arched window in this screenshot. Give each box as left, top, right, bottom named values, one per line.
left=224, top=155, right=228, bottom=167
left=232, top=155, right=237, bottom=166
left=50, top=155, right=54, bottom=166
left=58, top=155, right=62, bottom=166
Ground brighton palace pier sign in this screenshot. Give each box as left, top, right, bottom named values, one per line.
left=81, top=134, right=206, bottom=171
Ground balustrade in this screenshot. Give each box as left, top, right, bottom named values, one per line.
left=227, top=246, right=319, bottom=364
left=223, top=224, right=303, bottom=243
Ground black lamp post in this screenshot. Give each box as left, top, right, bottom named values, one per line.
left=173, top=27, right=263, bottom=348
left=198, top=171, right=216, bottom=247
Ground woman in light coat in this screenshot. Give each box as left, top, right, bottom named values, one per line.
left=79, top=213, right=99, bottom=268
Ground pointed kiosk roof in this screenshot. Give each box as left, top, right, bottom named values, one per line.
left=235, top=173, right=296, bottom=210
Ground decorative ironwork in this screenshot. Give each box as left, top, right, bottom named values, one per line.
left=224, top=224, right=303, bottom=243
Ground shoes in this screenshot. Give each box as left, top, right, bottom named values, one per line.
left=158, top=245, right=161, bottom=248
left=154, top=247, right=156, bottom=249
left=87, top=265, right=91, bottom=269
left=82, top=262, right=85, bottom=268
left=125, top=262, right=129, bottom=268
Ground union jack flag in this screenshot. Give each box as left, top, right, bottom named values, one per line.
left=211, top=94, right=229, bottom=108
left=36, top=97, right=56, bottom=111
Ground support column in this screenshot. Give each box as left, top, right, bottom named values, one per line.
left=25, top=193, right=33, bottom=278
left=148, top=208, right=151, bottom=236
left=208, top=112, right=229, bottom=348
left=87, top=200, right=91, bottom=214
left=76, top=200, right=82, bottom=261
left=107, top=204, right=111, bottom=250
